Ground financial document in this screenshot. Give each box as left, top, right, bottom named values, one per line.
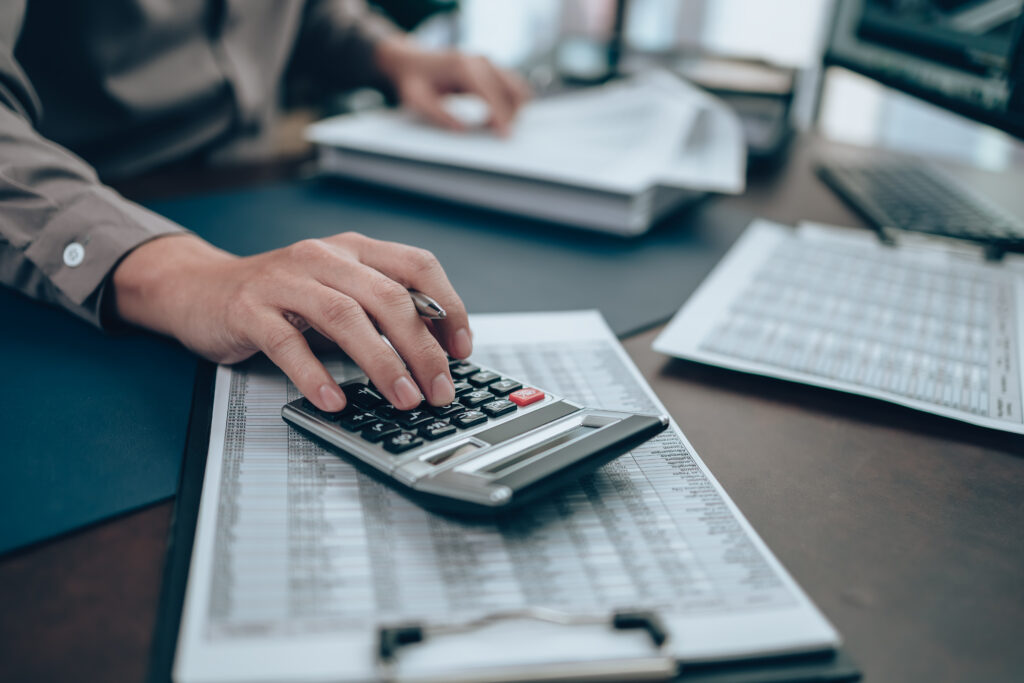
left=307, top=72, right=745, bottom=196
left=655, top=220, right=1024, bottom=434
left=174, top=311, right=837, bottom=682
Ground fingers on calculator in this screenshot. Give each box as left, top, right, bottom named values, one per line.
left=300, top=357, right=546, bottom=456
left=346, top=234, right=473, bottom=360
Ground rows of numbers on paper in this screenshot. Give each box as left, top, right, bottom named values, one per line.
left=699, top=239, right=1022, bottom=421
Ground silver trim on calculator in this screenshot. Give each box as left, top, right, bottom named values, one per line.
left=281, top=373, right=668, bottom=511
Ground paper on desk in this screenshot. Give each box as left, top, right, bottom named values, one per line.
left=306, top=71, right=746, bottom=196
left=174, top=311, right=837, bottom=682
left=654, top=219, right=1024, bottom=434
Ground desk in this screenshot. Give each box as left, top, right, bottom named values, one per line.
left=2, top=135, right=1022, bottom=683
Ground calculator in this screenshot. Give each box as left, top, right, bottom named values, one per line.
left=281, top=357, right=669, bottom=515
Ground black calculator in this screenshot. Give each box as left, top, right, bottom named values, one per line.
left=281, top=357, right=669, bottom=515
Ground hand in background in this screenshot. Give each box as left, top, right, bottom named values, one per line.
left=375, top=37, right=531, bottom=135
left=111, top=233, right=472, bottom=412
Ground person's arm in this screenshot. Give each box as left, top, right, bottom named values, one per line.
left=0, top=1, right=186, bottom=329
left=0, top=1, right=469, bottom=412
left=293, top=0, right=531, bottom=134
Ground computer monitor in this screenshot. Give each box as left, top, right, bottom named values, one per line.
left=825, top=0, right=1024, bottom=140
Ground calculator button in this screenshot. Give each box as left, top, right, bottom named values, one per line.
left=468, top=371, right=501, bottom=387
left=450, top=363, right=480, bottom=379
left=362, top=421, right=401, bottom=442
left=481, top=399, right=517, bottom=417
left=343, top=383, right=386, bottom=409
left=383, top=431, right=424, bottom=453
left=340, top=411, right=379, bottom=431
left=452, top=410, right=488, bottom=428
left=509, top=388, right=545, bottom=407
left=461, top=390, right=495, bottom=407
left=375, top=405, right=400, bottom=421
left=419, top=419, right=457, bottom=440
left=429, top=402, right=464, bottom=417
left=488, top=379, right=522, bottom=396
left=453, top=380, right=474, bottom=395
left=302, top=398, right=341, bottom=420
left=396, top=408, right=433, bottom=428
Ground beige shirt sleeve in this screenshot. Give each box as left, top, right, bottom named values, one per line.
left=0, top=0, right=186, bottom=329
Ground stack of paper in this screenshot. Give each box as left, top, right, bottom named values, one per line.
left=306, top=72, right=746, bottom=236
left=655, top=219, right=1024, bottom=433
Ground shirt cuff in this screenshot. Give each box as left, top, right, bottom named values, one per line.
left=22, top=185, right=187, bottom=327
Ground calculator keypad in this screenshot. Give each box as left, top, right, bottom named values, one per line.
left=362, top=421, right=401, bottom=442
left=419, top=419, right=457, bottom=440
left=344, top=384, right=386, bottom=409
left=468, top=371, right=501, bottom=387
left=488, top=379, right=522, bottom=396
left=395, top=408, right=433, bottom=428
left=295, top=363, right=551, bottom=458
left=481, top=399, right=517, bottom=417
left=452, top=410, right=488, bottom=428
left=450, top=363, right=480, bottom=379
left=461, top=390, right=495, bottom=407
left=429, top=402, right=465, bottom=417
left=382, top=431, right=423, bottom=453
left=341, top=411, right=379, bottom=431
left=509, top=388, right=545, bottom=407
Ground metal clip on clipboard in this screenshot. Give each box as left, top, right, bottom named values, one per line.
left=376, top=607, right=678, bottom=683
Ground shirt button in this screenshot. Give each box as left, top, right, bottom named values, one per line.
left=63, top=242, right=85, bottom=267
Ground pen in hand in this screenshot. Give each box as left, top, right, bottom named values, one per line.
left=409, top=289, right=446, bottom=320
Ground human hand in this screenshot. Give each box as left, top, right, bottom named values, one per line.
left=111, top=232, right=472, bottom=412
left=375, top=36, right=531, bottom=135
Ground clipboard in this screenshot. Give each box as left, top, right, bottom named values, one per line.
left=147, top=361, right=861, bottom=683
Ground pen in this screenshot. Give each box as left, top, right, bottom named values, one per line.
left=409, top=289, right=446, bottom=320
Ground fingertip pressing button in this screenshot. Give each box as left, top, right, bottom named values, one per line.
left=63, top=242, right=85, bottom=267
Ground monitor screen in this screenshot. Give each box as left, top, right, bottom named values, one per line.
left=825, top=0, right=1024, bottom=140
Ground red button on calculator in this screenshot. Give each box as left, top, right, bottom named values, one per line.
left=508, top=388, right=544, bottom=406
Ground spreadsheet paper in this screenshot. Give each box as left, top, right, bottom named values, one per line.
left=655, top=220, right=1024, bottom=434
left=174, top=310, right=837, bottom=682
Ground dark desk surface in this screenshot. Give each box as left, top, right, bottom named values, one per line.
left=2, top=135, right=1023, bottom=683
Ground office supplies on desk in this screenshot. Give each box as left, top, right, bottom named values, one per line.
left=817, top=160, right=1024, bottom=251
left=654, top=219, right=1024, bottom=434
left=144, top=180, right=750, bottom=337
left=819, top=0, right=1024, bottom=248
left=409, top=289, right=446, bottom=319
left=1, top=174, right=742, bottom=556
left=162, top=311, right=842, bottom=682
left=306, top=72, right=746, bottom=236
left=282, top=355, right=668, bottom=515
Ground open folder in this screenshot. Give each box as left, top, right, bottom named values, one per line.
left=306, top=73, right=747, bottom=236
left=151, top=312, right=855, bottom=683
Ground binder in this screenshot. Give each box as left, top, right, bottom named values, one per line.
left=306, top=72, right=747, bottom=237
left=147, top=362, right=860, bottom=683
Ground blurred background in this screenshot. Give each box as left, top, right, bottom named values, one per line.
left=353, top=0, right=1023, bottom=171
